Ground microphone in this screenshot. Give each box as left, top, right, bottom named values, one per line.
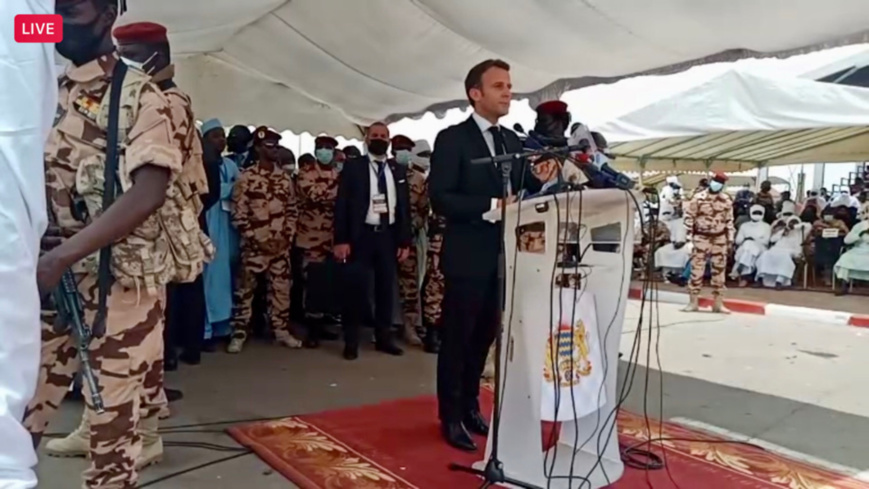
left=589, top=153, right=636, bottom=190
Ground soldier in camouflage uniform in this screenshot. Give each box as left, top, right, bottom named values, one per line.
left=228, top=127, right=302, bottom=353
left=296, top=135, right=340, bottom=347
left=682, top=171, right=735, bottom=313
left=416, top=139, right=443, bottom=354
left=41, top=20, right=208, bottom=468
left=392, top=135, right=426, bottom=346
left=25, top=2, right=192, bottom=487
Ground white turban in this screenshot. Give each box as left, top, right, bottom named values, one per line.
left=411, top=139, right=431, bottom=170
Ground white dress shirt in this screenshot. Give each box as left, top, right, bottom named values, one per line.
left=365, top=154, right=397, bottom=225
left=471, top=112, right=512, bottom=215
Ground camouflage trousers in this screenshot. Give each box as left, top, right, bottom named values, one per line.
left=24, top=276, right=165, bottom=489
left=232, top=249, right=291, bottom=335
left=688, top=234, right=729, bottom=296
left=421, top=231, right=445, bottom=329
left=398, top=243, right=421, bottom=327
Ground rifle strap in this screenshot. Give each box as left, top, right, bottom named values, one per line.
left=93, top=59, right=128, bottom=336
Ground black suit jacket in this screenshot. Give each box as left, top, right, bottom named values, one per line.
left=429, top=116, right=542, bottom=280
left=334, top=155, right=413, bottom=249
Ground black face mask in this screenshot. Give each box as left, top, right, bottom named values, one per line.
left=368, top=139, right=390, bottom=156
left=56, top=22, right=106, bottom=66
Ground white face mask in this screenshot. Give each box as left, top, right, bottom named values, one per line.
left=121, top=57, right=145, bottom=71
left=750, top=213, right=763, bottom=222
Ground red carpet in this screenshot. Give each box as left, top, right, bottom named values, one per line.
left=228, top=392, right=869, bottom=489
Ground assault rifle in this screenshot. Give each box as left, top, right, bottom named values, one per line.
left=45, top=210, right=105, bottom=414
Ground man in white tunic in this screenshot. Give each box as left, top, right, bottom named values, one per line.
left=730, top=205, right=771, bottom=286
left=654, top=201, right=690, bottom=278
left=0, top=0, right=57, bottom=487
left=755, top=210, right=810, bottom=289
left=833, top=217, right=869, bottom=295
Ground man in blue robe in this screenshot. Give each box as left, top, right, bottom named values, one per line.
left=201, top=119, right=241, bottom=344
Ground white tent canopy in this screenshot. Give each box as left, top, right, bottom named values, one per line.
left=115, top=0, right=869, bottom=137
left=564, top=68, right=869, bottom=172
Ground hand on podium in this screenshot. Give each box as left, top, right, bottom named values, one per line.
left=484, top=196, right=518, bottom=223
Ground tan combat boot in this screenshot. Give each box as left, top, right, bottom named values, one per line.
left=275, top=329, right=303, bottom=349
left=137, top=416, right=163, bottom=469
left=227, top=331, right=247, bottom=354
left=45, top=412, right=89, bottom=458
left=404, top=318, right=423, bottom=347
left=681, top=294, right=700, bottom=312
left=711, top=295, right=731, bottom=314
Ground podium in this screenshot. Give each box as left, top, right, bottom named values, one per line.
left=476, top=189, right=640, bottom=489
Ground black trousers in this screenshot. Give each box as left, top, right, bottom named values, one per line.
left=164, top=277, right=206, bottom=362
left=436, top=272, right=499, bottom=423
left=343, top=225, right=397, bottom=347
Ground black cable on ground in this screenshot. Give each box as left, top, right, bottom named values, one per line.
left=137, top=451, right=254, bottom=488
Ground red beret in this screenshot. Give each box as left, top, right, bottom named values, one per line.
left=536, top=100, right=568, bottom=115
left=712, top=171, right=728, bottom=183
left=314, top=135, right=338, bottom=147
left=113, top=22, right=168, bottom=45
left=391, top=135, right=414, bottom=148
left=252, top=126, right=281, bottom=144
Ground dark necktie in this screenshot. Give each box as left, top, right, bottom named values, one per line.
left=377, top=160, right=389, bottom=224
left=489, top=126, right=506, bottom=156
left=488, top=126, right=512, bottom=194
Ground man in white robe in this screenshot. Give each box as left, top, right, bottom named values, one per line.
left=654, top=201, right=690, bottom=277
left=755, top=209, right=809, bottom=289
left=0, top=1, right=57, bottom=487
left=730, top=204, right=770, bottom=286
left=833, top=220, right=869, bottom=295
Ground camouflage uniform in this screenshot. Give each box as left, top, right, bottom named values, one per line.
left=684, top=189, right=735, bottom=304
left=397, top=166, right=428, bottom=344
left=230, top=163, right=300, bottom=347
left=422, top=212, right=446, bottom=331
left=295, top=161, right=339, bottom=272
left=24, top=54, right=182, bottom=489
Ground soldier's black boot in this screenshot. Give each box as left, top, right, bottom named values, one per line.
left=423, top=326, right=440, bottom=354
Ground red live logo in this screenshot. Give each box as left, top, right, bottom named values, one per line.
left=15, top=15, right=63, bottom=43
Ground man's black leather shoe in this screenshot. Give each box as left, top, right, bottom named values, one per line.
left=343, top=345, right=359, bottom=360
left=463, top=410, right=489, bottom=436
left=375, top=341, right=404, bottom=356
left=441, top=422, right=476, bottom=452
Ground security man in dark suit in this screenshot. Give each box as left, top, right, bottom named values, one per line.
left=334, top=122, right=413, bottom=360
left=429, top=59, right=545, bottom=451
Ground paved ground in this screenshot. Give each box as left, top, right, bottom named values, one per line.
left=35, top=300, right=869, bottom=488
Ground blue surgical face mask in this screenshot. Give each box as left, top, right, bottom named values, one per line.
left=708, top=181, right=724, bottom=193
left=336, top=161, right=344, bottom=172
left=394, top=150, right=412, bottom=165
left=315, top=148, right=333, bottom=165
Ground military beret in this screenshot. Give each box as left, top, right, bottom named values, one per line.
left=113, top=22, right=168, bottom=45
left=391, top=135, right=414, bottom=148
left=536, top=100, right=568, bottom=115
left=314, top=135, right=338, bottom=147
left=252, top=126, right=281, bottom=144
left=712, top=171, right=728, bottom=183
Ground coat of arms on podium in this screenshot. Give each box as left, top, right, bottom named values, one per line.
left=543, top=319, right=593, bottom=388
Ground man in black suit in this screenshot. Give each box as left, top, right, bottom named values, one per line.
left=429, top=59, right=544, bottom=451
left=334, top=122, right=413, bottom=360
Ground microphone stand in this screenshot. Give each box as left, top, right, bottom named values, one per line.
left=448, top=145, right=580, bottom=489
